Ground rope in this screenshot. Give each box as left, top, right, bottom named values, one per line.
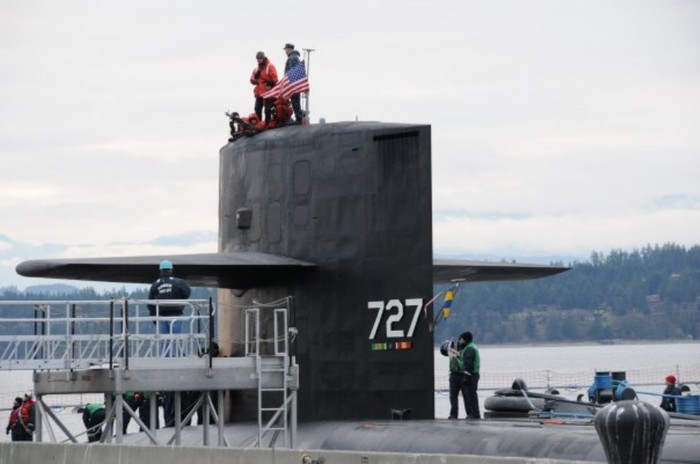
left=519, top=388, right=537, bottom=411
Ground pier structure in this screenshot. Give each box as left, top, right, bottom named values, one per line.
left=0, top=298, right=298, bottom=448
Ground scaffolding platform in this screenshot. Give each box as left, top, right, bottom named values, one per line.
left=0, top=298, right=299, bottom=448
left=32, top=356, right=299, bottom=395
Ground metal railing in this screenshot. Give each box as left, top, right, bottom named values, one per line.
left=0, top=298, right=216, bottom=370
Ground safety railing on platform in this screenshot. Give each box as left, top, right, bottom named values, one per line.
left=434, top=365, right=700, bottom=393
left=0, top=298, right=216, bottom=371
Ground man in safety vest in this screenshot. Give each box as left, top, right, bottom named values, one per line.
left=5, top=397, right=23, bottom=441
left=15, top=393, right=36, bottom=441
left=462, top=331, right=481, bottom=419
left=447, top=333, right=469, bottom=419
left=250, top=51, right=278, bottom=125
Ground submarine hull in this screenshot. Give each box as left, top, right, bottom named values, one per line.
left=119, top=418, right=700, bottom=463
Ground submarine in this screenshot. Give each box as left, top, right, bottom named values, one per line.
left=17, top=121, right=567, bottom=422
left=17, top=122, right=699, bottom=462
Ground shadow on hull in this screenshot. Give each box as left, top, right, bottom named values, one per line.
left=119, top=418, right=700, bottom=463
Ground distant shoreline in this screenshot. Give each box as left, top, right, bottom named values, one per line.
left=434, top=339, right=699, bottom=349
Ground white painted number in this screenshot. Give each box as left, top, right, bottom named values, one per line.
left=368, top=301, right=384, bottom=340
left=367, top=298, right=424, bottom=340
left=385, top=299, right=404, bottom=338
left=405, top=298, right=422, bottom=337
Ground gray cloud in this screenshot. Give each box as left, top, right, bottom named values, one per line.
left=1, top=0, right=698, bottom=285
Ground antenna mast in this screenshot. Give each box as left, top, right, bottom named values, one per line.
left=302, top=48, right=315, bottom=124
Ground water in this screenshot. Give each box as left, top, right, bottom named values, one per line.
left=433, top=341, right=700, bottom=418
left=1, top=342, right=698, bottom=441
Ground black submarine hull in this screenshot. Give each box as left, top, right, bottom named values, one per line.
left=215, top=122, right=564, bottom=424
left=120, top=418, right=700, bottom=463
left=218, top=122, right=435, bottom=422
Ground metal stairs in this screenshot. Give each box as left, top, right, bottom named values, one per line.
left=245, top=304, right=295, bottom=448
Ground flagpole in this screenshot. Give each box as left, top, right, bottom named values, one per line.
left=302, top=48, right=315, bottom=124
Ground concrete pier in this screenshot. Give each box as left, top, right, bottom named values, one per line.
left=0, top=442, right=596, bottom=464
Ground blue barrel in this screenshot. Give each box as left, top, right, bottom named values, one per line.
left=614, top=380, right=637, bottom=401
left=611, top=371, right=626, bottom=382
left=676, top=395, right=700, bottom=415
left=595, top=372, right=613, bottom=390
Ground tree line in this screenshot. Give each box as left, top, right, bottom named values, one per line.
left=2, top=243, right=699, bottom=344
left=434, top=243, right=700, bottom=344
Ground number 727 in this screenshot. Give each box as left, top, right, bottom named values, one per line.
left=367, top=298, right=423, bottom=340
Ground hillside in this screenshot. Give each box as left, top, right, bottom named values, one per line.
left=433, top=243, right=700, bottom=344
left=2, top=243, right=698, bottom=343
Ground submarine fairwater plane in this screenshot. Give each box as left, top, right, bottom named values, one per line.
left=16, top=122, right=698, bottom=462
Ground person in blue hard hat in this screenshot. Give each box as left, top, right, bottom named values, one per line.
left=148, top=259, right=192, bottom=347
left=148, top=260, right=191, bottom=428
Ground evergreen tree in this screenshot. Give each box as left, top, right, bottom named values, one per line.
left=434, top=243, right=700, bottom=343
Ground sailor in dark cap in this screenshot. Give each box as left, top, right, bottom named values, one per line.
left=461, top=331, right=481, bottom=419
left=5, top=397, right=23, bottom=441
left=283, top=42, right=304, bottom=124
left=447, top=333, right=469, bottom=419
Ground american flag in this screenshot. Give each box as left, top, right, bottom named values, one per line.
left=262, top=61, right=310, bottom=100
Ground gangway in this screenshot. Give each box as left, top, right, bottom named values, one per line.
left=0, top=298, right=214, bottom=370
left=0, top=297, right=299, bottom=448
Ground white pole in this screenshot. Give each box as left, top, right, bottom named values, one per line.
left=302, top=48, right=315, bottom=123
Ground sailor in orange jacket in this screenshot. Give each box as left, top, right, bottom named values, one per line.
left=250, top=51, right=278, bottom=125
left=5, top=397, right=23, bottom=441
left=15, top=393, right=36, bottom=441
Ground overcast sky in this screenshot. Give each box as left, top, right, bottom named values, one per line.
left=1, top=0, right=699, bottom=289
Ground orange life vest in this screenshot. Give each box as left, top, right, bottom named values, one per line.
left=250, top=59, right=279, bottom=98
left=19, top=400, right=35, bottom=427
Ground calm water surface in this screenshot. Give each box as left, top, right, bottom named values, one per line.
left=1, top=342, right=698, bottom=440
left=434, top=341, right=699, bottom=375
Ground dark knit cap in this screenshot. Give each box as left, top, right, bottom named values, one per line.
left=460, top=331, right=473, bottom=343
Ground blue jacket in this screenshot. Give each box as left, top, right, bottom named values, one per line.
left=148, top=275, right=191, bottom=316
left=284, top=50, right=301, bottom=73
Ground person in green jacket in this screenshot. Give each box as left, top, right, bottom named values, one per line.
left=448, top=333, right=469, bottom=419
left=462, top=331, right=481, bottom=419
left=80, top=403, right=106, bottom=442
